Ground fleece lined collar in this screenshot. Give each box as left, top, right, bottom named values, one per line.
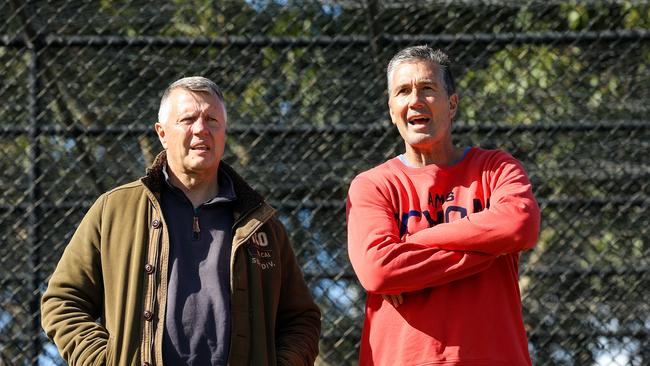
left=142, top=150, right=268, bottom=219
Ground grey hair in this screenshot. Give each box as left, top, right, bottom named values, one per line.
left=158, top=76, right=225, bottom=124
left=386, top=45, right=456, bottom=96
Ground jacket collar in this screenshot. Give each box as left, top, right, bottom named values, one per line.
left=141, top=150, right=268, bottom=218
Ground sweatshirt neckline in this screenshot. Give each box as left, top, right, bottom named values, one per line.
left=393, top=147, right=475, bottom=174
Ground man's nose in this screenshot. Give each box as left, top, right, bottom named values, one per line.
left=408, top=89, right=424, bottom=108
left=191, top=117, right=209, bottom=134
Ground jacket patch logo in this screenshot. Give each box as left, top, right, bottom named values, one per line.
left=248, top=232, right=275, bottom=270
left=251, top=232, right=268, bottom=247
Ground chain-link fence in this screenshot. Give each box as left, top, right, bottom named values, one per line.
left=1, top=0, right=649, bottom=365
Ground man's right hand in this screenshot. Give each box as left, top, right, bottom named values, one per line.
left=382, top=293, right=403, bottom=308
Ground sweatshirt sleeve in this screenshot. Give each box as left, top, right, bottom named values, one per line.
left=41, top=195, right=109, bottom=366
left=346, top=175, right=496, bottom=294
left=409, top=152, right=540, bottom=255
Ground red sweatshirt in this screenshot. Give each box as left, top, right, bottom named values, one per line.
left=346, top=147, right=540, bottom=366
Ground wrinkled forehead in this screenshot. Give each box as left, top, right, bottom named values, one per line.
left=390, top=60, right=443, bottom=86
left=171, top=88, right=226, bottom=114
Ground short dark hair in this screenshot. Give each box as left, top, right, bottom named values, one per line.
left=386, top=45, right=456, bottom=96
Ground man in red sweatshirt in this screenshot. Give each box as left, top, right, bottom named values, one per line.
left=346, top=45, right=541, bottom=365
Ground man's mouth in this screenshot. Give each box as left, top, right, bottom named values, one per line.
left=408, top=117, right=430, bottom=125
left=190, top=144, right=210, bottom=151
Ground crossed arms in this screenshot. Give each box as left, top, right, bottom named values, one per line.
left=346, top=154, right=540, bottom=295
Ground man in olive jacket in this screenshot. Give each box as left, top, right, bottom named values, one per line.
left=41, top=76, right=321, bottom=366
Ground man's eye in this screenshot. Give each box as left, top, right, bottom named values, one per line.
left=397, top=88, right=409, bottom=95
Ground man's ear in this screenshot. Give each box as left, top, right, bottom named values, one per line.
left=388, top=99, right=397, bottom=126
left=154, top=122, right=167, bottom=149
left=448, top=93, right=459, bottom=120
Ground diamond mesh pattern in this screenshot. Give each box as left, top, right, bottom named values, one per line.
left=1, top=1, right=649, bottom=365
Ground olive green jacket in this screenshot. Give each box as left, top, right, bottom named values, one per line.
left=41, top=151, right=321, bottom=366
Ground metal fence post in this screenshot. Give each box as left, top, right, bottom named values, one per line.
left=12, top=0, right=45, bottom=362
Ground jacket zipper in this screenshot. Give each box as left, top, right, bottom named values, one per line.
left=229, top=201, right=267, bottom=289
left=192, top=207, right=200, bottom=241
left=227, top=201, right=267, bottom=363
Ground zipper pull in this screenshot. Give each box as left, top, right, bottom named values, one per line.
left=192, top=213, right=200, bottom=241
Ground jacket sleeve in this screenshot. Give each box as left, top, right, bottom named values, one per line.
left=273, top=218, right=321, bottom=366
left=409, top=152, right=540, bottom=255
left=346, top=175, right=496, bottom=294
left=41, top=195, right=109, bottom=366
